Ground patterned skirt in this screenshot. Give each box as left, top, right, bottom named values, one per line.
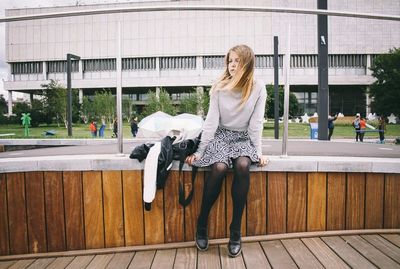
left=192, top=126, right=259, bottom=168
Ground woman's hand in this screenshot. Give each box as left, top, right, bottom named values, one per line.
left=185, top=154, right=198, bottom=166
left=258, top=155, right=269, bottom=167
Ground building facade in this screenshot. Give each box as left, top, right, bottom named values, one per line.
left=4, top=0, right=400, bottom=116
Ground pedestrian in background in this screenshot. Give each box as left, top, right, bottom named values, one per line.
left=130, top=117, right=139, bottom=137
left=359, top=117, right=367, bottom=142
left=378, top=115, right=386, bottom=143
left=89, top=121, right=97, bottom=137
left=352, top=113, right=361, bottom=142
left=328, top=114, right=338, bottom=140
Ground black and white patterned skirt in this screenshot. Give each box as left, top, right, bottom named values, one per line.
left=192, top=126, right=259, bottom=168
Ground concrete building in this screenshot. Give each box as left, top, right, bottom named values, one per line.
left=3, top=0, right=400, bottom=116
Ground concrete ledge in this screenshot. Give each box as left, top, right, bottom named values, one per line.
left=1, top=155, right=399, bottom=173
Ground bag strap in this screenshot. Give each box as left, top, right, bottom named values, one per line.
left=177, top=151, right=198, bottom=207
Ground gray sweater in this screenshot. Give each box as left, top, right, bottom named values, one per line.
left=194, top=79, right=267, bottom=159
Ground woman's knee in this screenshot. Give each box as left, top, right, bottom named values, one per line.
left=233, top=157, right=251, bottom=174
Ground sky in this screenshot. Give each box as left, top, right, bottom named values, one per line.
left=0, top=0, right=156, bottom=100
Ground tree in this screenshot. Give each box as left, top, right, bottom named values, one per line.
left=143, top=89, right=176, bottom=117
left=0, top=94, right=7, bottom=115
left=265, top=85, right=300, bottom=118
left=179, top=92, right=199, bottom=114
left=81, top=90, right=115, bottom=126
left=369, top=48, right=400, bottom=116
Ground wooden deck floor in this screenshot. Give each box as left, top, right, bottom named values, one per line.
left=1, top=232, right=399, bottom=269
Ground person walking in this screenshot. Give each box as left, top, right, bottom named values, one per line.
left=130, top=117, right=139, bottom=137
left=378, top=115, right=386, bottom=143
left=89, top=121, right=97, bottom=137
left=352, top=114, right=361, bottom=142
left=185, top=45, right=268, bottom=258
left=112, top=117, right=118, bottom=138
left=328, top=114, right=338, bottom=140
left=359, top=117, right=367, bottom=142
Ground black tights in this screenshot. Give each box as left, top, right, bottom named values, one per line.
left=197, top=156, right=251, bottom=232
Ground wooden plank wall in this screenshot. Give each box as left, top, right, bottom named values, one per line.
left=0, top=171, right=399, bottom=255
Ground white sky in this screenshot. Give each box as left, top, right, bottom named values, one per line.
left=0, top=0, right=156, bottom=99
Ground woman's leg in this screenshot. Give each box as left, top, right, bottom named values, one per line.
left=230, top=156, right=251, bottom=231
left=228, top=156, right=251, bottom=257
left=197, top=162, right=228, bottom=228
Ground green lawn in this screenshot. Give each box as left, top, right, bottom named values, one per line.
left=1, top=122, right=399, bottom=139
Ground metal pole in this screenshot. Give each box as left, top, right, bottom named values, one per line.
left=273, top=36, right=279, bottom=139
left=67, top=53, right=72, bottom=137
left=317, top=0, right=329, bottom=140
left=116, top=20, right=123, bottom=155
left=282, top=23, right=291, bottom=157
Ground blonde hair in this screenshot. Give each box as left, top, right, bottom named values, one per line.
left=211, top=44, right=255, bottom=108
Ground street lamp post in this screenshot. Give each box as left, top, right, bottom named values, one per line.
left=67, top=53, right=80, bottom=137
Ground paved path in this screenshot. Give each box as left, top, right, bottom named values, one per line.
left=1, top=139, right=399, bottom=158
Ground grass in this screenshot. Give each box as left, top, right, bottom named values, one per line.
left=0, top=122, right=399, bottom=139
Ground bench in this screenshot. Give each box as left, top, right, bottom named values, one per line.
left=0, top=133, right=15, bottom=137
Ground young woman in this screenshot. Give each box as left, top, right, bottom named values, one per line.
left=186, top=44, right=268, bottom=257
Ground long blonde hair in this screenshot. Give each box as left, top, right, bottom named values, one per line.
left=211, top=45, right=255, bottom=108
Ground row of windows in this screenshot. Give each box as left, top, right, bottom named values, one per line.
left=122, top=58, right=156, bottom=70
left=10, top=54, right=371, bottom=74
left=291, top=54, right=367, bottom=68
left=47, top=61, right=79, bottom=73
left=160, top=56, right=196, bottom=70
left=11, top=62, right=43, bottom=74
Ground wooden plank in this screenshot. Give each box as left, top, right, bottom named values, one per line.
left=25, top=172, right=46, bottom=254
left=103, top=171, right=124, bottom=248
left=342, top=235, right=400, bottom=268
left=46, top=257, right=75, bottom=269
left=197, top=245, right=221, bottom=269
left=151, top=249, right=176, bottom=269
left=0, top=174, right=9, bottom=256
left=327, top=173, right=346, bottom=230
left=241, top=242, right=271, bottom=269
left=7, top=259, right=35, bottom=269
left=184, top=171, right=204, bottom=242
left=25, top=258, right=55, bottom=269
left=164, top=171, right=184, bottom=243
left=63, top=171, right=85, bottom=251
left=0, top=261, right=16, bottom=269
left=362, top=234, right=400, bottom=263
left=307, top=172, right=326, bottom=232
left=44, top=172, right=66, bottom=252
left=143, top=188, right=164, bottom=245
left=346, top=173, right=365, bottom=229
left=106, top=252, right=135, bottom=269
left=381, top=234, right=400, bottom=248
left=246, top=172, right=266, bottom=236
left=261, top=240, right=297, bottom=269
left=219, top=244, right=246, bottom=269
left=123, top=170, right=144, bottom=246
left=267, top=172, right=286, bottom=234
left=83, top=171, right=105, bottom=249
left=86, top=254, right=114, bottom=269
left=65, top=255, right=95, bottom=269
left=281, top=239, right=324, bottom=268
left=302, top=237, right=350, bottom=269
left=287, top=172, right=307, bottom=233
left=7, top=172, right=28, bottom=255
left=208, top=170, right=226, bottom=239
left=173, top=247, right=197, bottom=269
left=365, top=173, right=384, bottom=229
left=321, top=236, right=376, bottom=268
left=384, top=174, right=400, bottom=228
left=128, top=250, right=155, bottom=269
left=226, top=172, right=246, bottom=236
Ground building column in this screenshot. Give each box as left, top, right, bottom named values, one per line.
left=156, top=87, right=160, bottom=99
left=30, top=93, right=34, bottom=105
left=78, top=60, right=83, bottom=79
left=7, top=91, right=13, bottom=116
left=196, top=56, right=203, bottom=74
left=366, top=86, right=372, bottom=116
left=42, top=61, right=47, bottom=80
left=79, top=89, right=83, bottom=104
left=366, top=54, right=372, bottom=76
left=196, top=86, right=204, bottom=116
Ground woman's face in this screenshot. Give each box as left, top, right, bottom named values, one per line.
left=228, top=50, right=240, bottom=77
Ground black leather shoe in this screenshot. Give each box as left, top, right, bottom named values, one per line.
left=228, top=230, right=241, bottom=257
left=195, top=227, right=208, bottom=251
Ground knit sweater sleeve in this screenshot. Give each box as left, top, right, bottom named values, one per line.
left=193, top=90, right=220, bottom=159
left=248, top=83, right=267, bottom=157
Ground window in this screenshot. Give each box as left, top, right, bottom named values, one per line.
left=160, top=56, right=196, bottom=70
left=83, top=59, right=116, bottom=72
left=122, top=57, right=156, bottom=70
left=11, top=62, right=43, bottom=74
left=47, top=61, right=79, bottom=73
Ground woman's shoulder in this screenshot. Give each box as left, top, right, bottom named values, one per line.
left=253, top=78, right=266, bottom=96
